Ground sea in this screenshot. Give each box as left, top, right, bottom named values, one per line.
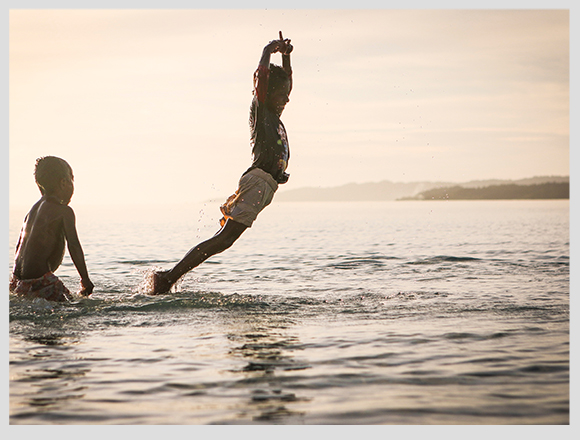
left=7, top=199, right=571, bottom=426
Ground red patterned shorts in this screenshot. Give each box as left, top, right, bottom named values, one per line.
left=10, top=272, right=72, bottom=302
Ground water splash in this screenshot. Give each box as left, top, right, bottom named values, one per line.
left=133, top=266, right=182, bottom=296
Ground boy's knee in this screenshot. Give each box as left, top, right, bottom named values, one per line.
left=205, top=234, right=236, bottom=256
left=208, top=220, right=245, bottom=254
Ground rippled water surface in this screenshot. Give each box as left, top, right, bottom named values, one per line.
left=8, top=200, right=570, bottom=424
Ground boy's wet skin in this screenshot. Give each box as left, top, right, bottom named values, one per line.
left=11, top=157, right=94, bottom=299
left=15, top=197, right=70, bottom=281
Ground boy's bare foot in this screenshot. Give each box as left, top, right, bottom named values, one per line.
left=151, top=270, right=173, bottom=295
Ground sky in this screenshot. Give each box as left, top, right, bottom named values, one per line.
left=7, top=4, right=571, bottom=208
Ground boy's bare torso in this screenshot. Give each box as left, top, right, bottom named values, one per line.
left=13, top=197, right=69, bottom=280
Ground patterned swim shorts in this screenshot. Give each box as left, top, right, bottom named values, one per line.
left=10, top=272, right=72, bottom=302
left=219, top=168, right=279, bottom=227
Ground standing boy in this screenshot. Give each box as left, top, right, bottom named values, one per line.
left=151, top=33, right=293, bottom=294
left=10, top=156, right=94, bottom=301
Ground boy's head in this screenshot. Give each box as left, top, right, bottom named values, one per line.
left=266, top=63, right=291, bottom=116
left=34, top=156, right=74, bottom=201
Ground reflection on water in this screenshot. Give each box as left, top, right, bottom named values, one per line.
left=11, top=331, right=89, bottom=422
left=10, top=292, right=315, bottom=424
left=222, top=312, right=311, bottom=423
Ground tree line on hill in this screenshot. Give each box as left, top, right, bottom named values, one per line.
left=398, top=182, right=569, bottom=200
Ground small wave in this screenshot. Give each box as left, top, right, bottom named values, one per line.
left=406, top=256, right=481, bottom=265
left=99, top=292, right=268, bottom=314
left=442, top=331, right=511, bottom=341
left=9, top=290, right=269, bottom=325
left=116, top=259, right=175, bottom=266
left=384, top=290, right=448, bottom=300
left=323, top=254, right=400, bottom=270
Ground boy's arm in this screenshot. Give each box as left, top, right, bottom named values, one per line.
left=255, top=39, right=282, bottom=103
left=62, top=207, right=94, bottom=296
left=259, top=39, right=283, bottom=69
left=254, top=34, right=293, bottom=101
left=280, top=33, right=293, bottom=94
left=282, top=52, right=292, bottom=95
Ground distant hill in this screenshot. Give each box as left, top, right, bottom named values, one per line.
left=275, top=176, right=569, bottom=202
left=401, top=182, right=569, bottom=200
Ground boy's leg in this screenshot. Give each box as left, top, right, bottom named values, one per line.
left=151, top=219, right=247, bottom=294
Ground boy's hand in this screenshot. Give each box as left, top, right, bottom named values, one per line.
left=79, top=278, right=94, bottom=297
left=281, top=40, right=293, bottom=55
left=265, top=39, right=283, bottom=54
left=265, top=32, right=292, bottom=55
left=278, top=31, right=293, bottom=55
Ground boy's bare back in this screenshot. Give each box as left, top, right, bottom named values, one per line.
left=13, top=196, right=73, bottom=280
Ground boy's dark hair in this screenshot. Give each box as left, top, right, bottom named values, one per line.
left=267, top=63, right=290, bottom=95
left=34, top=156, right=73, bottom=195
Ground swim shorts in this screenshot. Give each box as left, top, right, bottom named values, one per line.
left=10, top=272, right=72, bottom=302
left=219, top=167, right=278, bottom=227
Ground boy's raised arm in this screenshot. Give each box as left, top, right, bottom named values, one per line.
left=259, top=39, right=282, bottom=68
left=279, top=31, right=293, bottom=94
left=255, top=33, right=293, bottom=102
left=255, top=39, right=280, bottom=103
left=62, top=207, right=94, bottom=296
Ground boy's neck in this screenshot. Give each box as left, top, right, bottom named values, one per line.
left=44, top=194, right=64, bottom=205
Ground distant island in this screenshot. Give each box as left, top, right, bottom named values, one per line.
left=399, top=182, right=569, bottom=200
left=275, top=176, right=569, bottom=202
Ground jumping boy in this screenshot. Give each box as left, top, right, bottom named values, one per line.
left=150, top=33, right=293, bottom=294
left=10, top=156, right=94, bottom=302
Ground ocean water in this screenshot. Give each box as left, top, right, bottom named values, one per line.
left=8, top=199, right=570, bottom=425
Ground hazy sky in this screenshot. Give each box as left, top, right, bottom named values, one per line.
left=8, top=6, right=570, bottom=207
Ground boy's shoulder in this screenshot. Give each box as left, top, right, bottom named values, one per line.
left=33, top=198, right=75, bottom=221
